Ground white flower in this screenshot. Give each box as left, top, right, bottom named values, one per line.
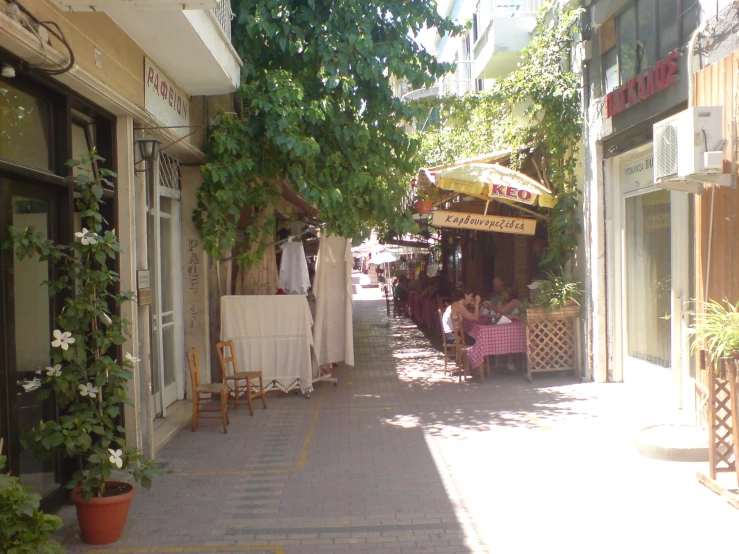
left=108, top=448, right=123, bottom=469
left=51, top=330, right=75, bottom=351
left=125, top=352, right=141, bottom=364
left=45, top=364, right=62, bottom=377
left=79, top=382, right=99, bottom=398
left=75, top=228, right=98, bottom=245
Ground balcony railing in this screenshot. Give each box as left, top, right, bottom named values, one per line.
left=209, top=0, right=233, bottom=43
left=475, top=0, right=546, bottom=33
left=439, top=61, right=476, bottom=97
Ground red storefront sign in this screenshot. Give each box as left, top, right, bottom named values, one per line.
left=606, top=50, right=679, bottom=118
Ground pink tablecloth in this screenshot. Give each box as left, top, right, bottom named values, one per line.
left=466, top=320, right=526, bottom=369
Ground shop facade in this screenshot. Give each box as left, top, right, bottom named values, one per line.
left=582, top=0, right=735, bottom=416
left=0, top=0, right=239, bottom=508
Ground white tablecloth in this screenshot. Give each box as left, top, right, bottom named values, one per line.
left=220, top=295, right=315, bottom=393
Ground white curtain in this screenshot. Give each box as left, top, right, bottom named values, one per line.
left=313, top=235, right=355, bottom=367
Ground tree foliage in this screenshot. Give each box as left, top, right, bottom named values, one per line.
left=195, top=0, right=462, bottom=265
left=418, top=3, right=583, bottom=271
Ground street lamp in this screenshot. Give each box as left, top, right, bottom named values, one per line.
left=136, top=138, right=160, bottom=164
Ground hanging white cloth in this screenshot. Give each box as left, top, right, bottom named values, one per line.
left=313, top=235, right=354, bottom=367
left=220, top=295, right=315, bottom=394
left=279, top=240, right=311, bottom=294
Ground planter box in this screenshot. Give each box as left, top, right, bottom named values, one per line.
left=525, top=306, right=581, bottom=381
left=415, top=200, right=433, bottom=214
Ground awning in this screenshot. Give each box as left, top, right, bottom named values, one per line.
left=435, top=163, right=557, bottom=208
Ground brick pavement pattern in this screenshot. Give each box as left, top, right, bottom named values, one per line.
left=56, top=286, right=737, bottom=554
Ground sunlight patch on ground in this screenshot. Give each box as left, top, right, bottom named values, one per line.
left=383, top=414, right=422, bottom=429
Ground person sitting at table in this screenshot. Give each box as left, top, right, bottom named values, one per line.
left=394, top=276, right=410, bottom=301
left=497, top=287, right=521, bottom=317
left=486, top=277, right=506, bottom=312
left=441, top=289, right=481, bottom=345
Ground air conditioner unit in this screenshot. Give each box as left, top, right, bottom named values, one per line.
left=653, top=106, right=730, bottom=193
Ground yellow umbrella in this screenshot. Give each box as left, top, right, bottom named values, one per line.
left=436, top=163, right=557, bottom=208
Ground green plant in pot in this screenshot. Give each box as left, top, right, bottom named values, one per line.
left=5, top=151, right=162, bottom=546
left=691, top=298, right=739, bottom=365
left=528, top=269, right=583, bottom=319
left=0, top=440, right=64, bottom=553
left=415, top=186, right=443, bottom=214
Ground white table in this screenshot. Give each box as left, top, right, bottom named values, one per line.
left=220, top=295, right=316, bottom=394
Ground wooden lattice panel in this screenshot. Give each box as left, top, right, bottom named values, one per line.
left=525, top=311, right=578, bottom=381
left=706, top=359, right=738, bottom=480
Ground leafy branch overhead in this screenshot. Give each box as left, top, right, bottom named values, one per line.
left=195, top=0, right=462, bottom=266
left=418, top=3, right=584, bottom=271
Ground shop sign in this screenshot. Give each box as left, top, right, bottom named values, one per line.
left=606, top=50, right=678, bottom=118
left=487, top=184, right=537, bottom=205
left=431, top=210, right=537, bottom=235
left=144, top=58, right=189, bottom=137
left=621, top=154, right=654, bottom=193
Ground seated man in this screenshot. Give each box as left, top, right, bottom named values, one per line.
left=488, top=277, right=506, bottom=312
left=394, top=276, right=410, bottom=301
left=497, top=287, right=521, bottom=317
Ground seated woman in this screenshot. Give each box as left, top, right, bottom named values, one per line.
left=441, top=289, right=481, bottom=345
left=497, top=288, right=521, bottom=317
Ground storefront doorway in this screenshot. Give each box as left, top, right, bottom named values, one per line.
left=148, top=153, right=185, bottom=416
left=610, top=144, right=694, bottom=411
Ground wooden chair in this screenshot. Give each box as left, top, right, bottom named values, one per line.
left=384, top=286, right=393, bottom=316
left=438, top=308, right=457, bottom=375
left=450, top=313, right=479, bottom=383
left=215, top=340, right=267, bottom=416
left=186, top=347, right=229, bottom=433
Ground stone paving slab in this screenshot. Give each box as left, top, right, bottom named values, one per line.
left=55, top=286, right=737, bottom=554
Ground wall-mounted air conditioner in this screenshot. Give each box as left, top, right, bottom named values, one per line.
left=653, top=106, right=730, bottom=194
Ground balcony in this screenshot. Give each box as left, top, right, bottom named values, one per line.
left=439, top=61, right=476, bottom=97
left=472, top=0, right=544, bottom=81
left=52, top=0, right=242, bottom=95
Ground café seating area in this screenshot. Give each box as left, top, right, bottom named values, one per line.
left=397, top=290, right=528, bottom=382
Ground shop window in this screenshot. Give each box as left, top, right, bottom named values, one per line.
left=624, top=190, right=671, bottom=367
left=0, top=82, right=51, bottom=170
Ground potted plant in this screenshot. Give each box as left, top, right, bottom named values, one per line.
left=6, top=151, right=161, bottom=545
left=0, top=439, right=64, bottom=553
left=527, top=269, right=583, bottom=319
left=415, top=186, right=443, bottom=214
left=691, top=298, right=739, bottom=500
left=691, top=298, right=739, bottom=364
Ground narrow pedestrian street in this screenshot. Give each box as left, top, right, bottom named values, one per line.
left=57, top=287, right=737, bottom=554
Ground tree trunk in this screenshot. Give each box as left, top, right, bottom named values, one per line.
left=234, top=204, right=279, bottom=295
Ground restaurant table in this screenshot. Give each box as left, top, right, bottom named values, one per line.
left=465, top=319, right=527, bottom=370
left=220, top=295, right=316, bottom=395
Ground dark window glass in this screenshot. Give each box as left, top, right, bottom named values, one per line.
left=618, top=7, right=637, bottom=83
left=681, top=0, right=700, bottom=43
left=636, top=1, right=657, bottom=71
left=0, top=83, right=51, bottom=169
left=603, top=47, right=619, bottom=93
left=658, top=0, right=679, bottom=57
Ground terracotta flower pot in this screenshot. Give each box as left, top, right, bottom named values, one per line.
left=71, top=481, right=136, bottom=545
left=415, top=200, right=433, bottom=214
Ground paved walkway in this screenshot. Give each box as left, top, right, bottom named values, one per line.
left=57, top=287, right=737, bottom=553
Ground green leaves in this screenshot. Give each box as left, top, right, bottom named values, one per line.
left=6, top=151, right=160, bottom=501
left=0, top=457, right=63, bottom=553
left=417, top=3, right=583, bottom=271
left=196, top=0, right=462, bottom=265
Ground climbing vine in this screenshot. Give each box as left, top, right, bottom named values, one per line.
left=418, top=3, right=584, bottom=271
left=195, top=0, right=462, bottom=267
